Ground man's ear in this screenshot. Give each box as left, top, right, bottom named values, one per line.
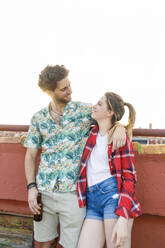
left=45, top=90, right=53, bottom=97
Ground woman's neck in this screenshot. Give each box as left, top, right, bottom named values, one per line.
left=97, top=119, right=113, bottom=136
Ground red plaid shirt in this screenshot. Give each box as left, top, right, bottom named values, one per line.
left=77, top=124, right=142, bottom=219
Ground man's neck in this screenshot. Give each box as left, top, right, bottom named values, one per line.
left=50, top=100, right=67, bottom=115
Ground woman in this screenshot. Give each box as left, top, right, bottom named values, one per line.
left=77, top=92, right=142, bottom=248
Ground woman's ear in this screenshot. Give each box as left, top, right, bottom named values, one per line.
left=107, top=110, right=114, bottom=118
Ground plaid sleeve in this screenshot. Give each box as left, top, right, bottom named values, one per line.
left=115, top=137, right=142, bottom=219
left=24, top=115, right=43, bottom=149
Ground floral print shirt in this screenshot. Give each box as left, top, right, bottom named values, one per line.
left=24, top=101, right=92, bottom=193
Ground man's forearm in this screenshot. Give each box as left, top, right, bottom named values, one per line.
left=25, top=150, right=38, bottom=184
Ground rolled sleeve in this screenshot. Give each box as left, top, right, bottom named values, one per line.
left=24, top=115, right=42, bottom=148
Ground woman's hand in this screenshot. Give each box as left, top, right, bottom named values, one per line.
left=111, top=216, right=129, bottom=247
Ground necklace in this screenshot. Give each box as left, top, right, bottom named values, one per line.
left=50, top=102, right=63, bottom=116
left=51, top=109, right=63, bottom=116
left=50, top=109, right=62, bottom=125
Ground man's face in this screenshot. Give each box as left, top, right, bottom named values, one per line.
left=52, top=77, right=72, bottom=103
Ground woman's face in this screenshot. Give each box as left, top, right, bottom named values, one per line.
left=92, top=95, right=113, bottom=121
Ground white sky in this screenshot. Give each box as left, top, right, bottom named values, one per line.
left=0, top=0, right=165, bottom=128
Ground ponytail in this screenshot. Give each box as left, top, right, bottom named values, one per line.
left=124, top=102, right=136, bottom=139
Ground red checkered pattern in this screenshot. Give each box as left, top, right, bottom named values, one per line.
left=77, top=124, right=142, bottom=219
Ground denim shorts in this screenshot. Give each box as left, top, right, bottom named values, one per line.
left=86, top=177, right=119, bottom=220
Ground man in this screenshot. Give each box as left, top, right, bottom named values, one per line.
left=24, top=65, right=126, bottom=248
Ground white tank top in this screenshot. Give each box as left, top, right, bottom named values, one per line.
left=87, top=132, right=112, bottom=187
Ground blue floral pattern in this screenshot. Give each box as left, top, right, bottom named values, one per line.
left=24, top=101, right=92, bottom=192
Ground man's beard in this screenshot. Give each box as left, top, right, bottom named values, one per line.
left=58, top=96, right=71, bottom=104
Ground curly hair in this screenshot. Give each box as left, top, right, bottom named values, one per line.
left=38, top=65, right=69, bottom=92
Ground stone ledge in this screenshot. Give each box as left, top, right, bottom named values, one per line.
left=133, top=142, right=165, bottom=154
left=0, top=132, right=26, bottom=144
